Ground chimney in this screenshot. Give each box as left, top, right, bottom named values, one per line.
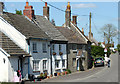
left=23, top=2, right=35, bottom=20
left=82, top=28, right=84, bottom=34
left=65, top=2, right=71, bottom=27
left=0, top=2, right=4, bottom=15
left=72, top=15, right=77, bottom=26
left=43, top=2, right=49, bottom=20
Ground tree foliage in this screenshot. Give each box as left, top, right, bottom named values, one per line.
left=15, top=9, right=22, bottom=15
left=117, top=44, right=120, bottom=53
left=91, top=45, right=104, bottom=57
left=101, top=24, right=117, bottom=45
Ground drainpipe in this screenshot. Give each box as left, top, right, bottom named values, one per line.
left=26, top=39, right=30, bottom=78
left=66, top=43, right=68, bottom=69
left=50, top=43, right=53, bottom=75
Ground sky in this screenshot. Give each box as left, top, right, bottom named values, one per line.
left=3, top=1, right=118, bottom=48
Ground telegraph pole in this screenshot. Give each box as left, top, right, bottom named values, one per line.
left=89, top=12, right=92, bottom=41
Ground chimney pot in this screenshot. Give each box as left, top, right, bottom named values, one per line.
left=0, top=2, right=4, bottom=15
left=43, top=2, right=49, bottom=20
left=65, top=2, right=71, bottom=27
left=26, top=2, right=29, bottom=6
left=23, top=2, right=35, bottom=20
left=45, top=2, right=47, bottom=7
left=82, top=28, right=84, bottom=34
left=72, top=15, right=77, bottom=26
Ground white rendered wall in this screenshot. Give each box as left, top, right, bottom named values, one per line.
left=52, top=44, right=67, bottom=74
left=28, top=40, right=51, bottom=76
left=0, top=48, right=14, bottom=82
left=0, top=16, right=29, bottom=53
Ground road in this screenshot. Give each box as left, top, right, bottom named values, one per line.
left=41, top=53, right=118, bottom=82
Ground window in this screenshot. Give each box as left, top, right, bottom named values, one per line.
left=43, top=60, right=47, bottom=70
left=32, top=42, right=37, bottom=53
left=33, top=60, right=39, bottom=71
left=72, top=44, right=77, bottom=50
left=42, top=43, right=47, bottom=53
left=72, top=58, right=76, bottom=67
left=59, top=44, right=61, bottom=52
left=62, top=60, right=65, bottom=67
left=52, top=44, right=55, bottom=51
left=55, top=60, right=60, bottom=68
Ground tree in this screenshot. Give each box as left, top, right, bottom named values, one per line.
left=15, top=9, right=22, bottom=15
left=117, top=44, right=120, bottom=53
left=101, top=24, right=117, bottom=47
left=91, top=45, right=104, bottom=57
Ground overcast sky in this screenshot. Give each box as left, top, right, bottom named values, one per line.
left=3, top=1, right=119, bottom=47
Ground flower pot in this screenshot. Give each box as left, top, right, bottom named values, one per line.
left=59, top=52, right=63, bottom=55
left=57, top=72, right=60, bottom=76
left=47, top=76, right=50, bottom=79
left=65, top=71, right=68, bottom=75
left=53, top=52, right=56, bottom=55
left=62, top=72, right=65, bottom=75
left=50, top=75, right=53, bottom=77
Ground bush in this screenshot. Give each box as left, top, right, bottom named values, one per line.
left=44, top=72, right=47, bottom=78
left=91, top=45, right=104, bottom=57
left=117, top=44, right=120, bottom=53
left=65, top=69, right=71, bottom=74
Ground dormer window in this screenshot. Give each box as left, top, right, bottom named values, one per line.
left=33, top=42, right=37, bottom=53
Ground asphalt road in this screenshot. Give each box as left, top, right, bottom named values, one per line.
left=40, top=53, right=118, bottom=82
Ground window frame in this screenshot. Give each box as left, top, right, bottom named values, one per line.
left=52, top=44, right=55, bottom=52
left=62, top=60, right=65, bottom=68
left=42, top=43, right=47, bottom=53
left=55, top=60, right=60, bottom=68
left=59, top=44, right=62, bottom=52
left=43, top=60, right=47, bottom=70
left=33, top=60, right=40, bottom=72
left=32, top=42, right=37, bottom=53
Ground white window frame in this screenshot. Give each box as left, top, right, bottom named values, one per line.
left=62, top=60, right=65, bottom=68
left=55, top=60, right=60, bottom=68
left=33, top=60, right=40, bottom=71
left=52, top=44, right=55, bottom=52
left=59, top=44, right=62, bottom=52
left=43, top=60, right=47, bottom=70
left=42, top=43, right=47, bottom=53
left=32, top=42, right=37, bottom=53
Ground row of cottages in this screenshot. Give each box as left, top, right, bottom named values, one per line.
left=55, top=2, right=92, bottom=71
left=0, top=2, right=67, bottom=81
left=23, top=2, right=68, bottom=76
left=0, top=1, right=93, bottom=81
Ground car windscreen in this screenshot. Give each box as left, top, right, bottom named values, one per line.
left=95, top=58, right=102, bottom=61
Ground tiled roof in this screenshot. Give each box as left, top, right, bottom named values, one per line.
left=1, top=12, right=50, bottom=39
left=70, top=23, right=89, bottom=43
left=34, top=15, right=67, bottom=41
left=55, top=26, right=86, bottom=44
left=0, top=32, right=30, bottom=56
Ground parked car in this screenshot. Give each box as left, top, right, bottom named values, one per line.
left=94, top=57, right=104, bottom=67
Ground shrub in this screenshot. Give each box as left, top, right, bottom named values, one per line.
left=62, top=72, right=65, bottom=75
left=44, top=72, right=47, bottom=78
left=91, top=45, right=104, bottom=57
left=117, top=44, right=120, bottom=53
left=65, top=69, right=71, bottom=74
